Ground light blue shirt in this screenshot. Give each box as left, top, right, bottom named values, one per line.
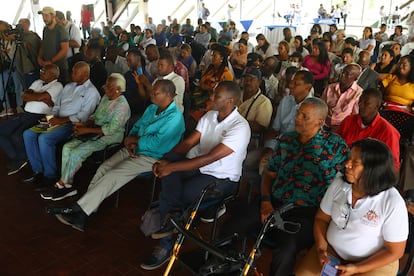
left=52, top=79, right=101, bottom=123
left=129, top=101, right=185, bottom=159
left=264, top=91, right=313, bottom=149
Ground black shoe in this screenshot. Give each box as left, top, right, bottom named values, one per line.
left=54, top=209, right=87, bottom=232
left=33, top=177, right=56, bottom=192
left=7, top=160, right=28, bottom=175
left=140, top=246, right=171, bottom=270
left=46, top=203, right=82, bottom=215
left=200, top=204, right=226, bottom=223
left=41, top=186, right=77, bottom=201
left=22, top=173, right=43, bottom=184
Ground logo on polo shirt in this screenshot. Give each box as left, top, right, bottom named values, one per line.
left=362, top=209, right=379, bottom=227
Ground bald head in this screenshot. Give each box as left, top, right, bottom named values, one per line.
left=358, top=50, right=371, bottom=68
left=72, top=61, right=90, bottom=84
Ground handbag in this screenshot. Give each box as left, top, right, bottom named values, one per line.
left=140, top=203, right=160, bottom=237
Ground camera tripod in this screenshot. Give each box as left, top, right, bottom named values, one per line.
left=0, top=38, right=20, bottom=117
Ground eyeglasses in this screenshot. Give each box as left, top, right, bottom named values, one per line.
left=338, top=202, right=351, bottom=229
left=39, top=68, right=46, bottom=74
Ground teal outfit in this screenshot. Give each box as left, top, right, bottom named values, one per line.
left=129, top=102, right=185, bottom=159
left=76, top=101, right=185, bottom=215
left=268, top=130, right=349, bottom=208
left=60, top=95, right=131, bottom=184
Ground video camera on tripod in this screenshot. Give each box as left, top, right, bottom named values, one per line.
left=4, top=24, right=23, bottom=43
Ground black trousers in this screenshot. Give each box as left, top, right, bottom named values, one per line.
left=220, top=199, right=317, bottom=276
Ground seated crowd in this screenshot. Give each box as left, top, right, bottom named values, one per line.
left=1, top=5, right=414, bottom=275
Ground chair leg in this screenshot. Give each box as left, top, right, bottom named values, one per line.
left=149, top=176, right=157, bottom=208
left=115, top=190, right=120, bottom=208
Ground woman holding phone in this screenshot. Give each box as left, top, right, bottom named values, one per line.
left=296, top=138, right=408, bottom=276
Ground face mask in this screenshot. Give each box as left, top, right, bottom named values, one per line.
left=290, top=62, right=299, bottom=67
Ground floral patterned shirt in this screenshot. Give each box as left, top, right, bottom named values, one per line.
left=268, top=130, right=349, bottom=208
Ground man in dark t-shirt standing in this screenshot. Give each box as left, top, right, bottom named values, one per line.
left=37, top=6, right=69, bottom=85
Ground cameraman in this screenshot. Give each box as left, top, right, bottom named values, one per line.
left=15, top=18, right=41, bottom=89
left=0, top=20, right=24, bottom=116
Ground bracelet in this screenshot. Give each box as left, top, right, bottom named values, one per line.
left=260, top=195, right=271, bottom=202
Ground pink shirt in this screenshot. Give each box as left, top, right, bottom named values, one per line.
left=302, top=55, right=330, bottom=80
left=322, top=81, right=363, bottom=128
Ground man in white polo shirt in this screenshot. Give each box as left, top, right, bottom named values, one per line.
left=0, top=64, right=63, bottom=175
left=140, top=80, right=251, bottom=270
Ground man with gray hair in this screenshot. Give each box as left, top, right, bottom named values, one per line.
left=222, top=97, right=348, bottom=275
left=22, top=61, right=100, bottom=190
left=46, top=79, right=185, bottom=232
left=0, top=64, right=63, bottom=175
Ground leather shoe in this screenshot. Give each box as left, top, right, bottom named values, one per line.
left=55, top=211, right=87, bottom=232
left=46, top=203, right=82, bottom=215
left=22, top=173, right=43, bottom=184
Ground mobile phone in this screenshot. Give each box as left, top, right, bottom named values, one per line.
left=321, top=255, right=340, bottom=276
left=137, top=67, right=143, bottom=75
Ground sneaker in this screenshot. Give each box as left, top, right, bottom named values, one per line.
left=33, top=177, right=56, bottom=192
left=200, top=204, right=226, bottom=223
left=22, top=173, right=43, bottom=184
left=140, top=246, right=171, bottom=270
left=41, top=186, right=77, bottom=201
left=55, top=210, right=87, bottom=232
left=0, top=108, right=15, bottom=118
left=7, top=160, right=28, bottom=175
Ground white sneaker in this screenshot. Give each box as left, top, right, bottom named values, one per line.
left=0, top=108, right=15, bottom=118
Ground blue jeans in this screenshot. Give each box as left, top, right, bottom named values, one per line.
left=0, top=112, right=43, bottom=161
left=158, top=152, right=237, bottom=250
left=23, top=123, right=73, bottom=179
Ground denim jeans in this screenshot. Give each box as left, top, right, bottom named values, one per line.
left=0, top=112, right=43, bottom=161
left=23, top=123, right=73, bottom=179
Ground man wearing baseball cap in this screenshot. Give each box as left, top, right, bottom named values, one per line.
left=37, top=6, right=69, bottom=84
left=238, top=66, right=272, bottom=134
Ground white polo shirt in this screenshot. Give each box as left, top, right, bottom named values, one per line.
left=195, top=108, right=251, bottom=182
left=24, top=79, right=63, bottom=114
left=322, top=175, right=408, bottom=262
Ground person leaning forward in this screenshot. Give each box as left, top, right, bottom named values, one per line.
left=0, top=64, right=63, bottom=175
left=22, top=61, right=100, bottom=191
left=220, top=97, right=349, bottom=276
left=46, top=79, right=185, bottom=232
left=140, top=81, right=251, bottom=271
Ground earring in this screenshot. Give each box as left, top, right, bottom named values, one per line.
left=116, top=90, right=120, bottom=94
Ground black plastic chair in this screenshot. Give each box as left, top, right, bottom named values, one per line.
left=399, top=190, right=414, bottom=276
left=379, top=110, right=414, bottom=160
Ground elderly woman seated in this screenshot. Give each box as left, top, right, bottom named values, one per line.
left=296, top=138, right=409, bottom=276
left=40, top=73, right=131, bottom=201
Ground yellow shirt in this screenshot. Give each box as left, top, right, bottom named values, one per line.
left=383, top=74, right=414, bottom=107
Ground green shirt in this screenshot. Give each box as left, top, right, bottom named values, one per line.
left=268, top=130, right=349, bottom=208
